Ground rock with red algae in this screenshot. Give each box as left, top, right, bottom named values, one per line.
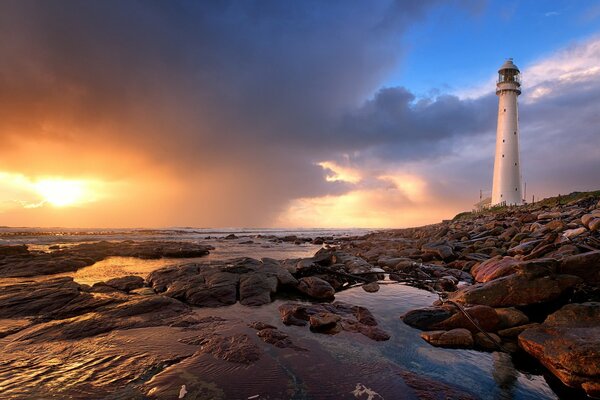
left=471, top=256, right=520, bottom=283
left=518, top=302, right=600, bottom=398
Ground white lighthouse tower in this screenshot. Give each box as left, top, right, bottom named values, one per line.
left=491, top=59, right=523, bottom=206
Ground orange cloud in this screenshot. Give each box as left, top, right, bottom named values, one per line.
left=275, top=170, right=457, bottom=228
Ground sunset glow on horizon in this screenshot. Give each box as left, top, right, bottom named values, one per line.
left=0, top=1, right=599, bottom=228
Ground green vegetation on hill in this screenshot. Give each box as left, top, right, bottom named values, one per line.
left=453, top=190, right=600, bottom=221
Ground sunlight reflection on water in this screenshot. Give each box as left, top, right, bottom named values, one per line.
left=70, top=239, right=320, bottom=285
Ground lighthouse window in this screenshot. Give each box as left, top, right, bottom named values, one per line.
left=514, top=131, right=516, bottom=135
left=515, top=188, right=518, bottom=191
left=515, top=162, right=517, bottom=166
left=504, top=108, right=506, bottom=112
left=502, top=154, right=504, bottom=158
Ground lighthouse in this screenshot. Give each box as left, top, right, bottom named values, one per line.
left=491, top=59, right=523, bottom=206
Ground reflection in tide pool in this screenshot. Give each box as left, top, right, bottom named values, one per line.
left=71, top=237, right=321, bottom=285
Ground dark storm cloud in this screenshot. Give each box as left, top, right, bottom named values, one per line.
left=0, top=0, right=444, bottom=225
left=337, top=87, right=496, bottom=161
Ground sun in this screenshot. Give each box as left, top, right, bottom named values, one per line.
left=34, top=179, right=87, bottom=207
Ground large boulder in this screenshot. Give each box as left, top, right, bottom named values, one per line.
left=432, top=304, right=500, bottom=333
left=558, top=250, right=600, bottom=285
left=448, top=272, right=581, bottom=308
left=296, top=276, right=335, bottom=299
left=239, top=273, right=277, bottom=306
left=519, top=302, right=600, bottom=398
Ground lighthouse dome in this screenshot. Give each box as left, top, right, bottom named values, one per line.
left=498, top=59, right=520, bottom=72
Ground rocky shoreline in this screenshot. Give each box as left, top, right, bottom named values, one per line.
left=0, top=191, right=599, bottom=398
left=338, top=191, right=600, bottom=397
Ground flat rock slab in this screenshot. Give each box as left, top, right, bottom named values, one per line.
left=519, top=302, right=600, bottom=398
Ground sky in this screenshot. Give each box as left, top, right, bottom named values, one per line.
left=0, top=0, right=599, bottom=228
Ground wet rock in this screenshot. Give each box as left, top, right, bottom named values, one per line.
left=471, top=256, right=520, bottom=283
left=312, top=237, right=324, bottom=245
left=90, top=282, right=122, bottom=293
left=17, top=294, right=192, bottom=342
left=474, top=332, right=502, bottom=350
left=279, top=303, right=310, bottom=326
left=148, top=257, right=297, bottom=308
left=296, top=276, right=335, bottom=299
left=333, top=252, right=378, bottom=274
left=432, top=304, right=500, bottom=333
left=279, top=301, right=389, bottom=341
left=558, top=250, right=600, bottom=285
left=519, top=302, right=600, bottom=397
left=421, top=241, right=455, bottom=261
left=507, top=240, right=542, bottom=256
left=362, top=281, right=380, bottom=292
left=239, top=273, right=277, bottom=306
left=0, top=277, right=85, bottom=318
left=354, top=306, right=377, bottom=326
left=0, top=244, right=28, bottom=256
left=420, top=328, right=474, bottom=348
left=130, top=287, right=156, bottom=296
left=185, top=273, right=239, bottom=308
left=563, top=227, right=587, bottom=240
left=448, top=273, right=581, bottom=307
left=589, top=218, right=600, bottom=232
left=248, top=321, right=276, bottom=330
left=105, top=275, right=145, bottom=292
left=401, top=307, right=454, bottom=331
left=309, top=312, right=341, bottom=331
left=0, top=318, right=33, bottom=338
left=256, top=328, right=306, bottom=351
left=495, top=307, right=529, bottom=329
left=545, top=220, right=565, bottom=232
left=497, top=323, right=540, bottom=338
